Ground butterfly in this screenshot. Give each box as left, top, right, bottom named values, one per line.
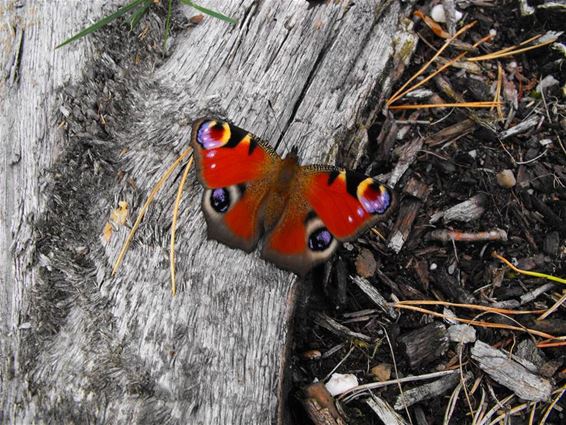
left=191, top=118, right=397, bottom=276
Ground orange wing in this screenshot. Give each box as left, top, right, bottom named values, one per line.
left=262, top=192, right=338, bottom=277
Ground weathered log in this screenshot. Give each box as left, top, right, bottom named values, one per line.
left=0, top=0, right=416, bottom=423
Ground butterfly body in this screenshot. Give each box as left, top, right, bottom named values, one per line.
left=191, top=118, right=396, bottom=276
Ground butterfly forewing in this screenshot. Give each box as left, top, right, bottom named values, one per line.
left=191, top=118, right=278, bottom=189
left=192, top=118, right=280, bottom=252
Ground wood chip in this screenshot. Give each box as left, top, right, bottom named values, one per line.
left=394, top=371, right=465, bottom=410
left=371, top=363, right=392, bottom=382
left=355, top=248, right=377, bottom=278
left=366, top=395, right=409, bottom=425
left=314, top=312, right=371, bottom=342
left=388, top=178, right=430, bottom=253
left=447, top=324, right=476, bottom=344
left=430, top=194, right=487, bottom=223
left=303, top=382, right=346, bottom=425
left=351, top=276, right=398, bottom=319
left=389, top=138, right=423, bottom=187
left=471, top=341, right=553, bottom=401
left=499, top=114, right=540, bottom=139
left=398, top=323, right=449, bottom=369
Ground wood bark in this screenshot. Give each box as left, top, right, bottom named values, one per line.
left=0, top=0, right=416, bottom=423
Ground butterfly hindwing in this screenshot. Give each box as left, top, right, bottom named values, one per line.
left=262, top=195, right=339, bottom=277
left=261, top=167, right=395, bottom=276
left=192, top=118, right=280, bottom=251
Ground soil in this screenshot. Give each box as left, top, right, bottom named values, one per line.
left=291, top=1, right=566, bottom=424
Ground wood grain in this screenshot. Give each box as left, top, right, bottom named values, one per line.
left=0, top=1, right=415, bottom=423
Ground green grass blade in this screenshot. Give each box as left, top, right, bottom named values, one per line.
left=56, top=0, right=147, bottom=49
left=130, top=0, right=152, bottom=31
left=180, top=0, right=238, bottom=25
left=163, top=0, right=174, bottom=49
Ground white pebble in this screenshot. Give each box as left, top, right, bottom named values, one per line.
left=431, top=4, right=463, bottom=23
left=325, top=373, right=359, bottom=396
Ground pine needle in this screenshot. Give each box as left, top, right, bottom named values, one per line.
left=387, top=21, right=477, bottom=106
left=170, top=154, right=193, bottom=296
left=395, top=299, right=545, bottom=315
left=468, top=33, right=559, bottom=62
left=112, top=147, right=193, bottom=276
left=393, top=303, right=557, bottom=339
left=388, top=101, right=500, bottom=110
left=492, top=252, right=566, bottom=285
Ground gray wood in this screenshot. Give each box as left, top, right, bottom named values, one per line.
left=0, top=0, right=415, bottom=423
left=393, top=372, right=469, bottom=411
left=471, top=340, right=553, bottom=402
left=398, top=323, right=449, bottom=369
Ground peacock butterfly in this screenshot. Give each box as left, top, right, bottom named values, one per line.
left=191, top=118, right=397, bottom=276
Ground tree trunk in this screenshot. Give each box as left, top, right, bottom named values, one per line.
left=0, top=1, right=415, bottom=423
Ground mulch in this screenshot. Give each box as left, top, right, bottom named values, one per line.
left=292, top=1, right=566, bottom=424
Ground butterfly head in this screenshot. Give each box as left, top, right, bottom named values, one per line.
left=285, top=145, right=300, bottom=162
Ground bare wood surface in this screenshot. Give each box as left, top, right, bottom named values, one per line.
left=0, top=0, right=415, bottom=423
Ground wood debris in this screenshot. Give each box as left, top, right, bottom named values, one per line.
left=303, top=382, right=347, bottom=425
left=398, top=323, right=449, bottom=369
left=430, top=194, right=487, bottom=223
left=388, top=177, right=430, bottom=253
left=471, top=341, right=553, bottom=401
left=294, top=4, right=565, bottom=423
left=366, top=395, right=409, bottom=425
left=351, top=276, right=398, bottom=319
left=394, top=371, right=468, bottom=410
left=427, top=228, right=508, bottom=243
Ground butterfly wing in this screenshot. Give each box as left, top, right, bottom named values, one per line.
left=192, top=118, right=280, bottom=251
left=304, top=166, right=396, bottom=241
left=261, top=166, right=395, bottom=276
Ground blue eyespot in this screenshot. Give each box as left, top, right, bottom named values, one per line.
left=210, top=188, right=230, bottom=213
left=308, top=228, right=333, bottom=251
